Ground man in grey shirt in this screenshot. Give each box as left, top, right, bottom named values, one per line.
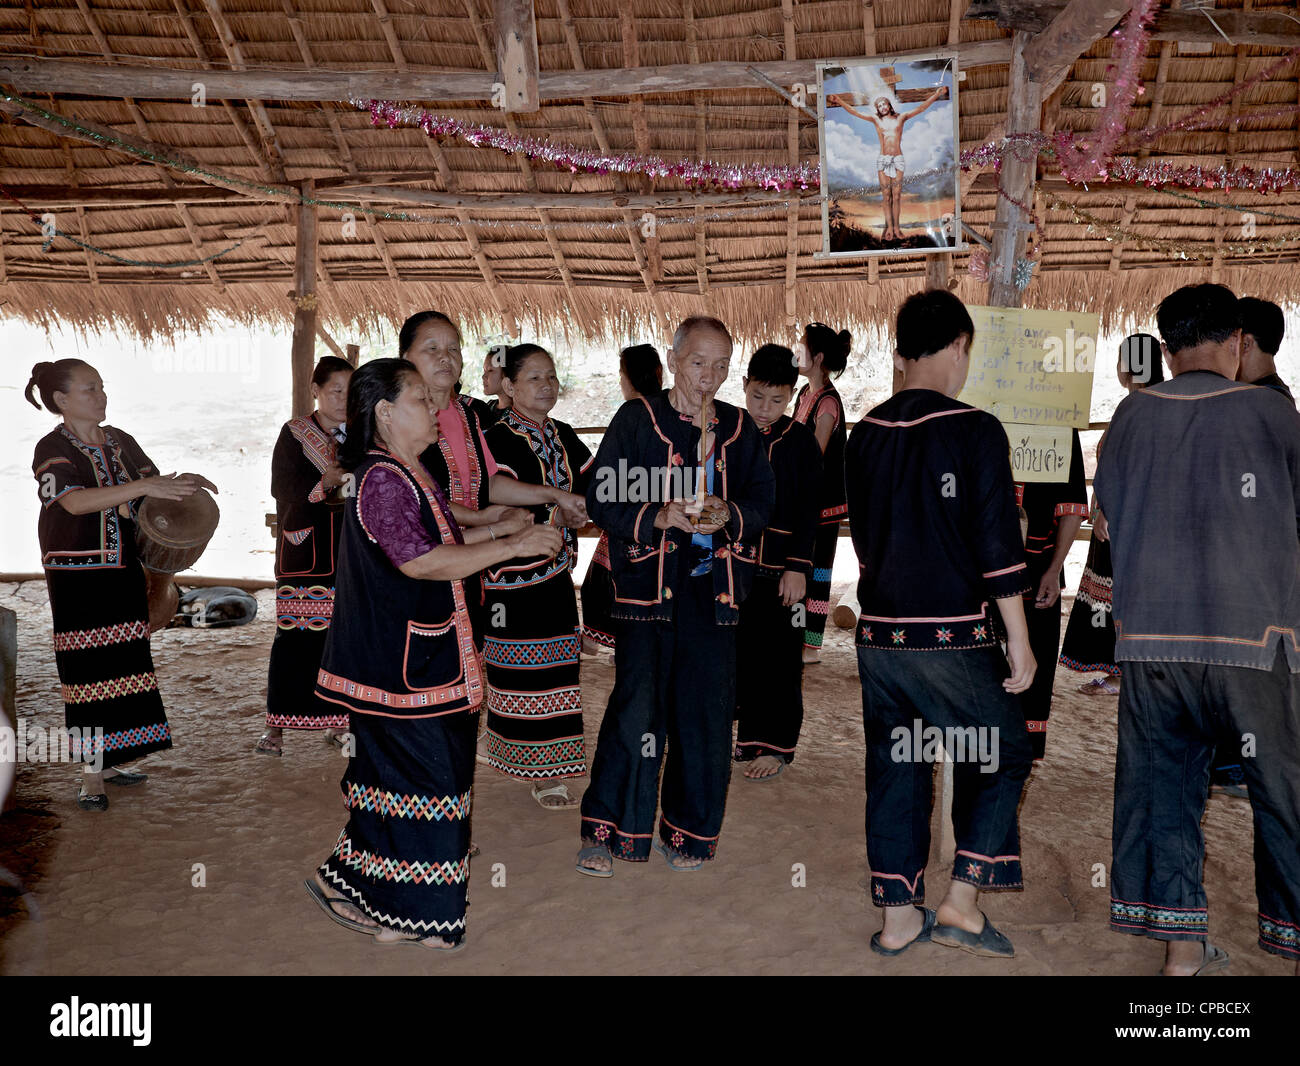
left=1095, top=283, right=1300, bottom=976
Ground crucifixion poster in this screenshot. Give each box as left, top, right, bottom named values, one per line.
left=817, top=54, right=962, bottom=258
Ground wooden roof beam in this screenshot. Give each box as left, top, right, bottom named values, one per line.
left=495, top=0, right=539, bottom=113
left=1023, top=0, right=1135, bottom=96
left=197, top=0, right=288, bottom=183
left=684, top=0, right=708, bottom=296
left=781, top=0, right=799, bottom=329
left=1212, top=0, right=1253, bottom=285
left=281, top=0, right=397, bottom=285
left=462, top=0, right=580, bottom=310
left=0, top=40, right=1016, bottom=103
left=73, top=0, right=225, bottom=292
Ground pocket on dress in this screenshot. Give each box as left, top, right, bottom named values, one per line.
left=278, top=527, right=317, bottom=576
left=402, top=615, right=467, bottom=691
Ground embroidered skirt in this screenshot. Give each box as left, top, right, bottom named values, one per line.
left=579, top=531, right=616, bottom=650
left=481, top=573, right=587, bottom=780
left=318, top=711, right=476, bottom=942
left=802, top=522, right=840, bottom=649
left=44, top=543, right=172, bottom=769
left=1059, top=534, right=1120, bottom=677
left=266, top=583, right=347, bottom=729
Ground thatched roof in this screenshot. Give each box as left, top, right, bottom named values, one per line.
left=2, top=0, right=1300, bottom=346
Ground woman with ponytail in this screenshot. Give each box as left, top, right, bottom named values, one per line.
left=794, top=323, right=851, bottom=663
left=27, top=359, right=217, bottom=811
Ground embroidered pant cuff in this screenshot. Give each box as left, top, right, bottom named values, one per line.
left=1259, top=913, right=1300, bottom=958
left=951, top=851, right=1023, bottom=891
left=1110, top=898, right=1209, bottom=941
left=869, top=871, right=926, bottom=907
left=580, top=816, right=650, bottom=862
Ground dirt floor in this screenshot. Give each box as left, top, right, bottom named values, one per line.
left=0, top=577, right=1289, bottom=977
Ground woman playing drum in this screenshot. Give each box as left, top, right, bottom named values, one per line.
left=257, top=356, right=353, bottom=756
left=27, top=359, right=217, bottom=812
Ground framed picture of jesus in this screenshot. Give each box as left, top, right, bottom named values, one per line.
left=816, top=53, right=962, bottom=259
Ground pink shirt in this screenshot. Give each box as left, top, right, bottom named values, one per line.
left=436, top=404, right=499, bottom=500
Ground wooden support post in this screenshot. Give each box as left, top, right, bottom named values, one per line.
left=291, top=178, right=318, bottom=418
left=987, top=32, right=1042, bottom=309
left=495, top=0, right=539, bottom=113
left=926, top=253, right=951, bottom=290
left=345, top=343, right=360, bottom=367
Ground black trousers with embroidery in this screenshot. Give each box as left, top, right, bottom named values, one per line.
left=1110, top=648, right=1300, bottom=959
left=579, top=574, right=736, bottom=862
left=858, top=643, right=1032, bottom=907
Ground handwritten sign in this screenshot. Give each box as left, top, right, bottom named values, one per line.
left=958, top=306, right=1098, bottom=429
left=1005, top=423, right=1072, bottom=483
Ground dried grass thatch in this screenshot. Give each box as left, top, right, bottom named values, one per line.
left=1, top=0, right=1299, bottom=347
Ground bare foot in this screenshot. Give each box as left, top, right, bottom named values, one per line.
left=876, top=904, right=926, bottom=951
left=1163, top=940, right=1210, bottom=976
left=313, top=871, right=379, bottom=931
left=937, top=881, right=985, bottom=935
left=531, top=782, right=579, bottom=809
left=577, top=842, right=613, bottom=874
left=375, top=928, right=461, bottom=950
left=802, top=647, right=821, bottom=665
left=743, top=755, right=786, bottom=779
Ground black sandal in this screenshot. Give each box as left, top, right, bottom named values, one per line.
left=930, top=912, right=1015, bottom=958
left=303, top=878, right=377, bottom=936
left=76, top=785, right=108, bottom=811
left=870, top=907, right=936, bottom=957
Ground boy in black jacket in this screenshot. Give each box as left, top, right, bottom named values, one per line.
left=734, top=344, right=823, bottom=780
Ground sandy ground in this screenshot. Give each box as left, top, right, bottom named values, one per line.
left=1, top=576, right=1291, bottom=977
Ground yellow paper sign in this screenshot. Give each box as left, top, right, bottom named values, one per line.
left=1005, top=423, right=1072, bottom=483
left=958, top=306, right=1098, bottom=429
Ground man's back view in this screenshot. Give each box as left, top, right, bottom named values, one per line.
left=1095, top=283, right=1300, bottom=975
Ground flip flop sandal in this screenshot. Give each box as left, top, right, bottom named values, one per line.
left=76, top=785, right=108, bottom=812
left=104, top=769, right=148, bottom=786
left=652, top=836, right=704, bottom=873
left=531, top=782, right=578, bottom=809
left=255, top=733, right=282, bottom=757
left=1158, top=943, right=1230, bottom=976
left=870, top=907, right=937, bottom=957
left=575, top=844, right=614, bottom=879
left=930, top=912, right=1015, bottom=958
left=743, top=757, right=787, bottom=782
left=303, top=878, right=377, bottom=936
left=375, top=930, right=468, bottom=953
left=323, top=732, right=346, bottom=750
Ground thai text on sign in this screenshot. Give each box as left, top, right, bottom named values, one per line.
left=1004, top=423, right=1072, bottom=483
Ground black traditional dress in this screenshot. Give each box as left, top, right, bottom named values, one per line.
left=32, top=425, right=172, bottom=768
left=793, top=382, right=848, bottom=651
left=1059, top=498, right=1119, bottom=678
left=480, top=410, right=594, bottom=780
left=266, top=415, right=347, bottom=730
left=315, top=449, right=482, bottom=943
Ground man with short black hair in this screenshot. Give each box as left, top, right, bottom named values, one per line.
left=1096, top=282, right=1300, bottom=975
left=846, top=288, right=1035, bottom=959
left=1236, top=296, right=1292, bottom=403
